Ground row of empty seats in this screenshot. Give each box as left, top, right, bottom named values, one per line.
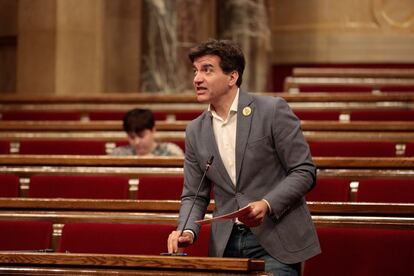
left=1, top=174, right=413, bottom=203
left=0, top=219, right=412, bottom=275
left=1, top=109, right=414, bottom=121
left=0, top=174, right=184, bottom=200
left=1, top=139, right=413, bottom=156
left=0, top=220, right=209, bottom=257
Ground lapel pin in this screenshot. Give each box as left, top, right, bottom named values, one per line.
left=242, top=106, right=252, bottom=117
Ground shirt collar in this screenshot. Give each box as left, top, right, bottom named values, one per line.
left=208, top=88, right=239, bottom=117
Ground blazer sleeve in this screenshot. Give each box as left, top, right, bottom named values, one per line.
left=262, top=97, right=316, bottom=220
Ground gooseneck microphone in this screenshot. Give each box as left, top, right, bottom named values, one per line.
left=180, top=155, right=214, bottom=235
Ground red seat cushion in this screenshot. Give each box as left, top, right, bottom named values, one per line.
left=0, top=174, right=20, bottom=197
left=59, top=223, right=210, bottom=256
left=29, top=175, right=130, bottom=199
left=350, top=110, right=414, bottom=121
left=88, top=111, right=167, bottom=121
left=303, top=227, right=414, bottom=276
left=296, top=85, right=373, bottom=93
left=1, top=111, right=81, bottom=121
left=306, top=178, right=349, bottom=202
left=380, top=85, right=414, bottom=92
left=405, top=142, right=414, bottom=156
left=356, top=178, right=414, bottom=203
left=0, top=141, right=9, bottom=153
left=309, top=141, right=396, bottom=157
left=294, top=110, right=341, bottom=121
left=18, top=140, right=107, bottom=155
left=0, top=220, right=53, bottom=251
left=137, top=175, right=184, bottom=200
left=174, top=111, right=202, bottom=121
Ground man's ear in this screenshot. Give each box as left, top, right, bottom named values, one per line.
left=228, top=71, right=239, bottom=86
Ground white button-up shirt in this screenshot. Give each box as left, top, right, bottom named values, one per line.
left=209, top=91, right=239, bottom=185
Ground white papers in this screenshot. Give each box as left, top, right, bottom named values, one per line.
left=195, top=205, right=252, bottom=225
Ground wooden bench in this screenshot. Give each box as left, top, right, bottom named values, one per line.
left=1, top=120, right=414, bottom=132
left=0, top=131, right=413, bottom=156
left=284, top=76, right=414, bottom=93
left=292, top=67, right=414, bottom=78
left=2, top=91, right=414, bottom=104
left=0, top=208, right=412, bottom=251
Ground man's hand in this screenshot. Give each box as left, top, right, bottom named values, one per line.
left=167, top=230, right=194, bottom=254
left=238, top=200, right=269, bottom=227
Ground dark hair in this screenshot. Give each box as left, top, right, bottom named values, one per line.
left=189, top=39, right=245, bottom=87
left=122, top=108, right=155, bottom=133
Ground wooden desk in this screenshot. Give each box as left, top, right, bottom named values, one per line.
left=0, top=252, right=266, bottom=275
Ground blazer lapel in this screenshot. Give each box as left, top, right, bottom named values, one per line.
left=202, top=112, right=234, bottom=187
left=235, top=91, right=254, bottom=187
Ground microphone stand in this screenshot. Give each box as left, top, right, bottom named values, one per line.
left=180, top=155, right=214, bottom=235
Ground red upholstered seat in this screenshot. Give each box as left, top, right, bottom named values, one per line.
left=88, top=111, right=167, bottom=121
left=380, top=85, right=414, bottom=92
left=174, top=111, right=202, bottom=121
left=405, top=142, right=414, bottom=156
left=0, top=174, right=20, bottom=197
left=0, top=111, right=81, bottom=121
left=29, top=175, right=130, bottom=199
left=0, top=141, right=10, bottom=153
left=294, top=110, right=341, bottom=121
left=303, top=227, right=414, bottom=276
left=59, top=223, right=210, bottom=256
left=167, top=139, right=185, bottom=152
left=0, top=220, right=53, bottom=251
left=309, top=141, right=396, bottom=157
left=350, top=109, right=414, bottom=121
left=295, top=85, right=373, bottom=93
left=137, top=175, right=184, bottom=200
left=306, top=178, right=350, bottom=202
left=356, top=178, right=414, bottom=203
left=18, top=140, right=107, bottom=155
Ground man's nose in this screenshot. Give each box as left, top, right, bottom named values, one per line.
left=194, top=72, right=203, bottom=84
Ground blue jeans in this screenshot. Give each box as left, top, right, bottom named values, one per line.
left=223, top=224, right=300, bottom=276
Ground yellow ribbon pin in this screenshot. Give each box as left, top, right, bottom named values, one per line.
left=242, top=106, right=252, bottom=116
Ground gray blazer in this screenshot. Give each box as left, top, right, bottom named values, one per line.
left=177, top=90, right=321, bottom=264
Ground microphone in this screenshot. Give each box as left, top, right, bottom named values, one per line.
left=161, top=156, right=214, bottom=256
left=179, top=155, right=214, bottom=235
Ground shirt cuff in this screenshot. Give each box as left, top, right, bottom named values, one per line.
left=262, top=199, right=272, bottom=214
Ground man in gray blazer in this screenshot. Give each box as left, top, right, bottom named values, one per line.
left=167, top=39, right=320, bottom=275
